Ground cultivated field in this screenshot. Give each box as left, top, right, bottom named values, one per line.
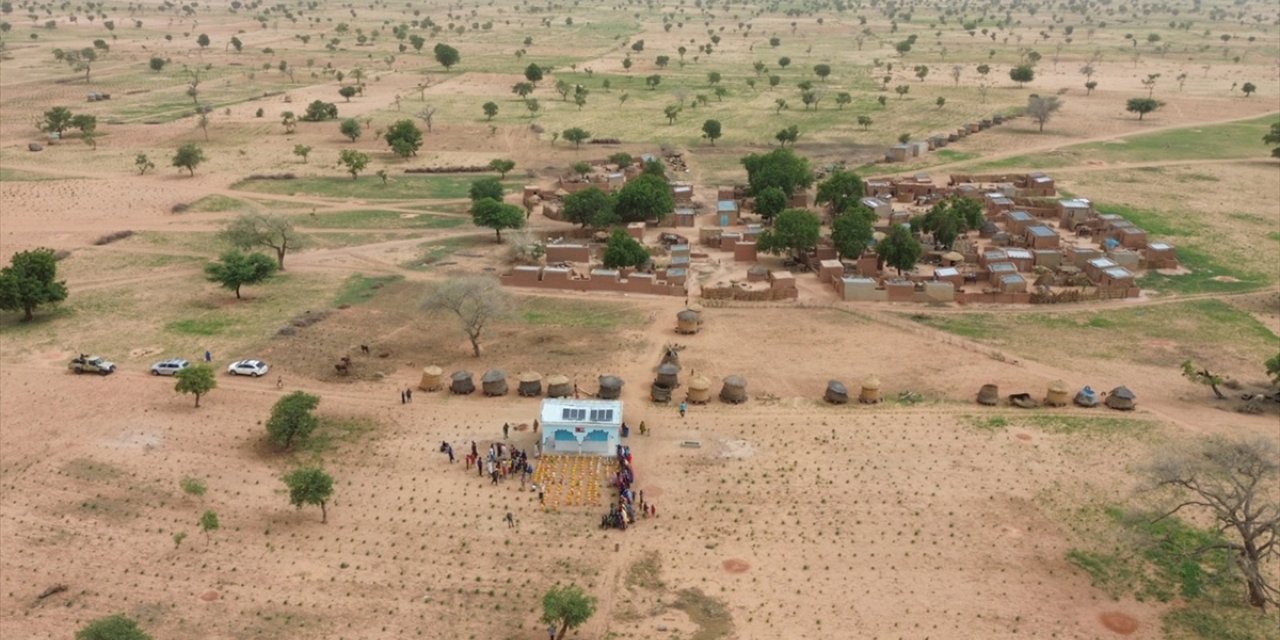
left=1, top=0, right=1278, bottom=639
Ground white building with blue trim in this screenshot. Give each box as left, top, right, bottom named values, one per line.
left=540, top=398, right=624, bottom=455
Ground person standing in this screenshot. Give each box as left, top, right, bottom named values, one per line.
left=446, top=444, right=455, bottom=463
left=505, top=511, right=515, bottom=528
left=400, top=390, right=406, bottom=404
left=679, top=401, right=687, bottom=418
left=406, top=387, right=413, bottom=402
left=503, top=422, right=510, bottom=439
left=547, top=623, right=557, bottom=640
left=204, top=350, right=212, bottom=363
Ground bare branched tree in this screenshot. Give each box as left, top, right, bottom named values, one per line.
left=417, top=106, right=437, bottom=133
left=219, top=213, right=302, bottom=270
left=421, top=277, right=510, bottom=358
left=1150, top=437, right=1280, bottom=611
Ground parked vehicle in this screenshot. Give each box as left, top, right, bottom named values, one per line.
left=69, top=354, right=116, bottom=375
left=227, top=360, right=269, bottom=377
left=150, top=359, right=191, bottom=376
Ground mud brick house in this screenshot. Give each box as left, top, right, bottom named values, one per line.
left=1057, top=198, right=1094, bottom=230
left=1005, top=210, right=1035, bottom=234
left=1144, top=242, right=1179, bottom=269
left=860, top=197, right=893, bottom=218
left=1026, top=225, right=1060, bottom=249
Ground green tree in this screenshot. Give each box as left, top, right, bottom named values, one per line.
left=408, top=34, right=425, bottom=53
left=229, top=36, right=242, bottom=52
left=198, top=510, right=219, bottom=545
left=1181, top=360, right=1226, bottom=400
left=541, top=584, right=597, bottom=640
left=512, top=82, right=535, bottom=98
left=614, top=174, right=673, bottom=223
left=914, top=64, right=929, bottom=81
left=39, top=106, right=73, bottom=134
left=1265, top=122, right=1280, bottom=159
left=76, top=615, right=152, bottom=640
left=338, top=149, right=369, bottom=179
left=775, top=124, right=800, bottom=147
left=835, top=92, right=852, bottom=109
left=180, top=477, right=207, bottom=499
left=220, top=213, right=300, bottom=270
left=563, top=187, right=618, bottom=228
left=601, top=229, right=650, bottom=269
left=857, top=115, right=872, bottom=130
left=196, top=33, right=210, bottom=49
left=741, top=148, right=813, bottom=198
left=701, top=119, right=722, bottom=145
left=562, top=127, right=591, bottom=148
left=1125, top=97, right=1162, bottom=120
left=1241, top=82, right=1257, bottom=97
left=831, top=204, right=877, bottom=259
left=469, top=177, right=504, bottom=202
left=524, top=63, right=543, bottom=83
left=204, top=250, right=276, bottom=299
left=293, top=144, right=311, bottom=163
left=174, top=364, right=216, bottom=407
left=571, top=161, right=592, bottom=179
left=482, top=101, right=499, bottom=120
left=433, top=42, right=460, bottom=69
left=266, top=391, right=320, bottom=449
left=1266, top=352, right=1280, bottom=385
left=0, top=248, right=67, bottom=321
left=813, top=63, right=831, bottom=81
left=488, top=158, right=515, bottom=178
left=707, top=71, right=722, bottom=85
left=171, top=143, right=205, bottom=176
left=642, top=158, right=665, bottom=178
left=135, top=153, right=155, bottom=175
left=282, top=466, right=334, bottom=523
left=1026, top=94, right=1063, bottom=132
left=302, top=100, right=338, bottom=121
left=1085, top=80, right=1098, bottom=96
left=1009, top=64, right=1035, bottom=87
left=876, top=224, right=923, bottom=275
left=470, top=198, right=525, bottom=241
left=758, top=209, right=821, bottom=258
left=895, top=84, right=910, bottom=99
left=339, top=118, right=361, bottom=141
left=778, top=56, right=791, bottom=69
left=646, top=74, right=663, bottom=90
left=662, top=104, right=680, bottom=124
left=608, top=152, right=633, bottom=167
left=754, top=186, right=787, bottom=220
left=815, top=169, right=864, bottom=214
left=281, top=111, right=298, bottom=133
left=384, top=119, right=423, bottom=156
left=338, top=85, right=357, bottom=102
left=148, top=56, right=166, bottom=72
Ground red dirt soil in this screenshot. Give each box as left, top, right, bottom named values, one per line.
left=1100, top=611, right=1139, bottom=635
left=722, top=559, right=751, bottom=574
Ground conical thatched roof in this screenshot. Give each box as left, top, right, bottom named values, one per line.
left=423, top=365, right=443, bottom=376
left=546, top=374, right=569, bottom=386
left=1048, top=379, right=1069, bottom=393
left=942, top=251, right=964, bottom=263
left=689, top=375, right=711, bottom=390
left=861, top=375, right=881, bottom=390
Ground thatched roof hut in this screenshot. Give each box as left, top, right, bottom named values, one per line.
left=546, top=374, right=572, bottom=398
left=450, top=370, right=475, bottom=395
left=418, top=365, right=444, bottom=391
left=719, top=375, right=747, bottom=404
left=655, top=362, right=680, bottom=389
left=517, top=371, right=542, bottom=397
left=824, top=380, right=849, bottom=404
left=1074, top=385, right=1100, bottom=408
left=477, top=369, right=505, bottom=396
left=1105, top=386, right=1136, bottom=411
left=598, top=375, right=624, bottom=400
left=687, top=375, right=711, bottom=404
left=651, top=382, right=672, bottom=403
left=977, top=383, right=1000, bottom=406
left=859, top=376, right=882, bottom=404
left=676, top=309, right=700, bottom=335
left=1044, top=380, right=1070, bottom=407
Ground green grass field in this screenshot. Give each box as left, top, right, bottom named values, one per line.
left=292, top=209, right=468, bottom=230
left=232, top=174, right=521, bottom=200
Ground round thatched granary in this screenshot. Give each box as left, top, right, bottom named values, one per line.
left=859, top=376, right=883, bottom=404
left=418, top=365, right=443, bottom=392
left=977, top=384, right=1000, bottom=406
left=598, top=375, right=624, bottom=400
left=517, top=371, right=542, bottom=397
left=687, top=375, right=711, bottom=404
left=676, top=309, right=700, bottom=335
left=481, top=369, right=508, bottom=396
left=655, top=362, right=680, bottom=389
left=1044, top=380, right=1070, bottom=407
left=651, top=382, right=672, bottom=403
left=719, top=375, right=747, bottom=404
left=450, top=370, right=475, bottom=395
left=1105, top=386, right=1136, bottom=411
left=546, top=374, right=572, bottom=398
left=824, top=380, right=849, bottom=404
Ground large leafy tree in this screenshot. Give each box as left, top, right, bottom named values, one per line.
left=266, top=391, right=321, bottom=450
left=831, top=204, right=877, bottom=259
left=469, top=177, right=504, bottom=203
left=876, top=224, right=923, bottom=275
left=741, top=148, right=813, bottom=198
left=220, top=213, right=301, bottom=270
left=384, top=119, right=423, bottom=156
left=203, top=250, right=277, bottom=299
left=172, top=143, right=205, bottom=176
left=601, top=229, right=650, bottom=269
left=338, top=149, right=369, bottom=179
left=757, top=209, right=820, bottom=258
left=562, top=187, right=618, bottom=228
left=39, top=106, right=75, bottom=134
left=470, top=198, right=525, bottom=241
left=541, top=584, right=597, bottom=640
left=76, top=615, right=152, bottom=640
left=283, top=466, right=334, bottom=523
left=433, top=42, right=460, bottom=69
left=174, top=364, right=216, bottom=408
left=1264, top=122, right=1280, bottom=158
left=754, top=186, right=787, bottom=220
left=614, top=174, right=673, bottom=223
left=1125, top=97, right=1163, bottom=120
left=562, top=127, right=591, bottom=148
left=0, top=248, right=68, bottom=321
left=815, top=169, right=864, bottom=214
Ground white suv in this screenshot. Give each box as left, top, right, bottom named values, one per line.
left=151, top=359, right=191, bottom=376
left=227, top=360, right=269, bottom=377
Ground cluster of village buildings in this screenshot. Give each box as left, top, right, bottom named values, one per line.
left=502, top=154, right=1178, bottom=306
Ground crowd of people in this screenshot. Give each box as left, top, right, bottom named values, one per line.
left=601, top=444, right=655, bottom=530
